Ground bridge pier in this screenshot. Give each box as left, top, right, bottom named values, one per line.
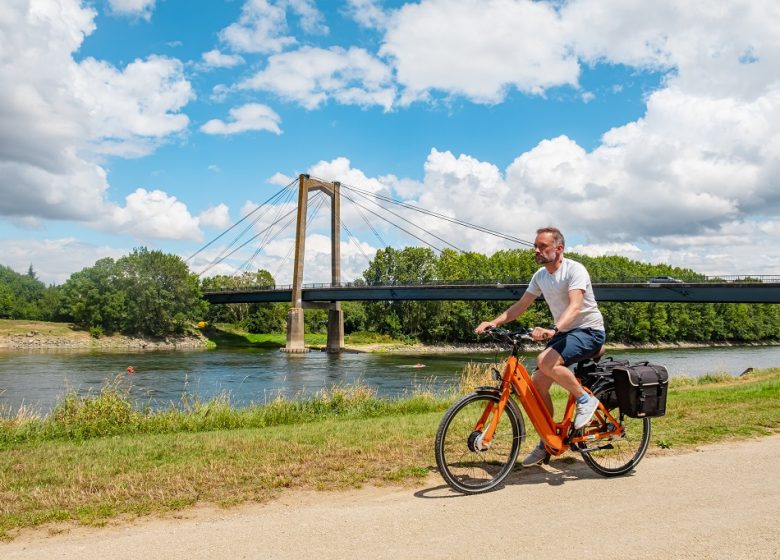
left=282, top=174, right=344, bottom=353
left=283, top=307, right=307, bottom=353
left=327, top=305, right=344, bottom=353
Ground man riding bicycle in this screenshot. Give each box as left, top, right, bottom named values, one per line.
left=475, top=227, right=606, bottom=467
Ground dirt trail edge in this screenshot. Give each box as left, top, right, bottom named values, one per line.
left=4, top=436, right=780, bottom=560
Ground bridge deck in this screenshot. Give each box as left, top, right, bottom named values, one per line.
left=203, top=282, right=780, bottom=304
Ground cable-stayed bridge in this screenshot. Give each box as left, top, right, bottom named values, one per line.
left=192, top=175, right=780, bottom=353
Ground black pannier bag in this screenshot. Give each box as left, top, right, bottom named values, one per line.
left=612, top=362, right=669, bottom=418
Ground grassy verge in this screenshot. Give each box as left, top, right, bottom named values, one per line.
left=1, top=367, right=778, bottom=538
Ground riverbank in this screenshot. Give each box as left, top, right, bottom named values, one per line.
left=0, top=319, right=777, bottom=353
left=0, top=320, right=208, bottom=351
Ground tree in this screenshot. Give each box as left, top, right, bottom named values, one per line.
left=119, top=248, right=206, bottom=337
left=59, top=258, right=125, bottom=333
left=58, top=249, right=206, bottom=337
left=201, top=270, right=285, bottom=333
left=0, top=264, right=55, bottom=320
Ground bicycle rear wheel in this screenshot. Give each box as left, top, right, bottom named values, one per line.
left=435, top=391, right=525, bottom=494
left=577, top=386, right=651, bottom=476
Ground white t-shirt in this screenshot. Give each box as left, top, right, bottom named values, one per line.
left=526, top=258, right=605, bottom=332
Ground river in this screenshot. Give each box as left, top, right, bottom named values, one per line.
left=1, top=345, right=779, bottom=415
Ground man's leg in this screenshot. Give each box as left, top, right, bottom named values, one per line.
left=536, top=347, right=585, bottom=398
left=537, top=346, right=600, bottom=431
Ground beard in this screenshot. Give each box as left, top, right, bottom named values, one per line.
left=535, top=252, right=555, bottom=264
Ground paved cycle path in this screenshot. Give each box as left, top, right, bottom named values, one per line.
left=4, top=435, right=780, bottom=559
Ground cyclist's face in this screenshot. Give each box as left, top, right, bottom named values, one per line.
left=534, top=233, right=561, bottom=264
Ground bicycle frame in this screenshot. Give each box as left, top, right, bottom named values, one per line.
left=478, top=351, right=624, bottom=455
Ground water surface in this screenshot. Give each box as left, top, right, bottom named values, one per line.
left=1, top=344, right=778, bottom=414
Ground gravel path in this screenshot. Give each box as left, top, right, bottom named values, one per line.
left=4, top=436, right=780, bottom=559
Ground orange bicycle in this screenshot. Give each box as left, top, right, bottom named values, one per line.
left=435, top=327, right=651, bottom=494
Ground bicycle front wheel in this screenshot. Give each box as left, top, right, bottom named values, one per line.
left=435, top=392, right=525, bottom=494
left=578, top=386, right=651, bottom=476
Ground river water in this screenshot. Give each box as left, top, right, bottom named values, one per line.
left=1, top=345, right=779, bottom=415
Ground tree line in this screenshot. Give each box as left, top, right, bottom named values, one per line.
left=0, top=246, right=778, bottom=343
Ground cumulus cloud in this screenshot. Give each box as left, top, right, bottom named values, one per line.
left=201, top=49, right=245, bottom=69
left=107, top=0, right=156, bottom=20
left=219, top=0, right=329, bottom=54
left=240, top=46, right=395, bottom=110
left=198, top=204, right=232, bottom=229
left=102, top=188, right=202, bottom=241
left=219, top=0, right=296, bottom=54
left=381, top=0, right=578, bottom=103
left=344, top=0, right=388, bottom=30
left=74, top=55, right=193, bottom=157
left=268, top=172, right=294, bottom=186
left=0, top=0, right=196, bottom=230
left=201, top=103, right=282, bottom=135
left=286, top=0, right=329, bottom=34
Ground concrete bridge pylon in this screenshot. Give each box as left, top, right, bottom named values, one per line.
left=282, top=174, right=344, bottom=354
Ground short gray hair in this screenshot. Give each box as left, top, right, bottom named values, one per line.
left=536, top=227, right=565, bottom=247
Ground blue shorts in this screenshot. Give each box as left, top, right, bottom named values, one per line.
left=545, top=328, right=606, bottom=366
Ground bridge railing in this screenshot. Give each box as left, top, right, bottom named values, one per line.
left=201, top=275, right=780, bottom=294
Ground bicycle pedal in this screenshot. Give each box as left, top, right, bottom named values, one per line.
left=542, top=453, right=551, bottom=465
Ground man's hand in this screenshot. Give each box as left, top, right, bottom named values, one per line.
left=475, top=321, right=496, bottom=334
left=531, top=326, right=556, bottom=341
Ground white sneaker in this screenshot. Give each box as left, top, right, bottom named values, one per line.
left=574, top=394, right=600, bottom=429
left=521, top=443, right=549, bottom=467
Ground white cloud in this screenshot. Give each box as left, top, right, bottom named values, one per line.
left=0, top=0, right=194, bottom=225
left=268, top=172, right=293, bottom=186
left=107, top=0, right=156, bottom=20
left=344, top=0, right=388, bottom=30
left=286, top=0, right=328, bottom=34
left=570, top=242, right=643, bottom=258
left=201, top=103, right=282, bottom=135
left=562, top=0, right=780, bottom=100
left=240, top=46, right=395, bottom=110
left=381, top=0, right=578, bottom=103
left=74, top=55, right=193, bottom=156
left=101, top=188, right=202, bottom=241
left=201, top=49, right=245, bottom=69
left=0, top=238, right=126, bottom=285
left=218, top=0, right=329, bottom=54
left=199, top=204, right=232, bottom=229
left=219, top=0, right=297, bottom=54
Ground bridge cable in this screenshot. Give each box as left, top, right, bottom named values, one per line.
left=318, top=196, right=375, bottom=271
left=186, top=179, right=297, bottom=263
left=337, top=181, right=535, bottom=248
left=339, top=191, right=447, bottom=253
left=195, top=183, right=297, bottom=274
left=270, top=192, right=328, bottom=282
left=212, top=185, right=297, bottom=269
left=340, top=190, right=462, bottom=253
left=196, top=204, right=300, bottom=277
left=349, top=199, right=388, bottom=248
left=234, top=187, right=312, bottom=276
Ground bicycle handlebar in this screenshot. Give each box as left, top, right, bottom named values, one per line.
left=482, top=326, right=535, bottom=345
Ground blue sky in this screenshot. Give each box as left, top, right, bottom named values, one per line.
left=1, top=0, right=779, bottom=285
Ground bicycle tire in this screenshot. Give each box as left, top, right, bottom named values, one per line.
left=577, top=385, right=651, bottom=476
left=435, top=391, right=525, bottom=494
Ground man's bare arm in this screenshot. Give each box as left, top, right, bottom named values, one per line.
left=475, top=291, right=538, bottom=333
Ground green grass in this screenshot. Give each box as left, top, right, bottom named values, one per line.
left=1, top=366, right=778, bottom=539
